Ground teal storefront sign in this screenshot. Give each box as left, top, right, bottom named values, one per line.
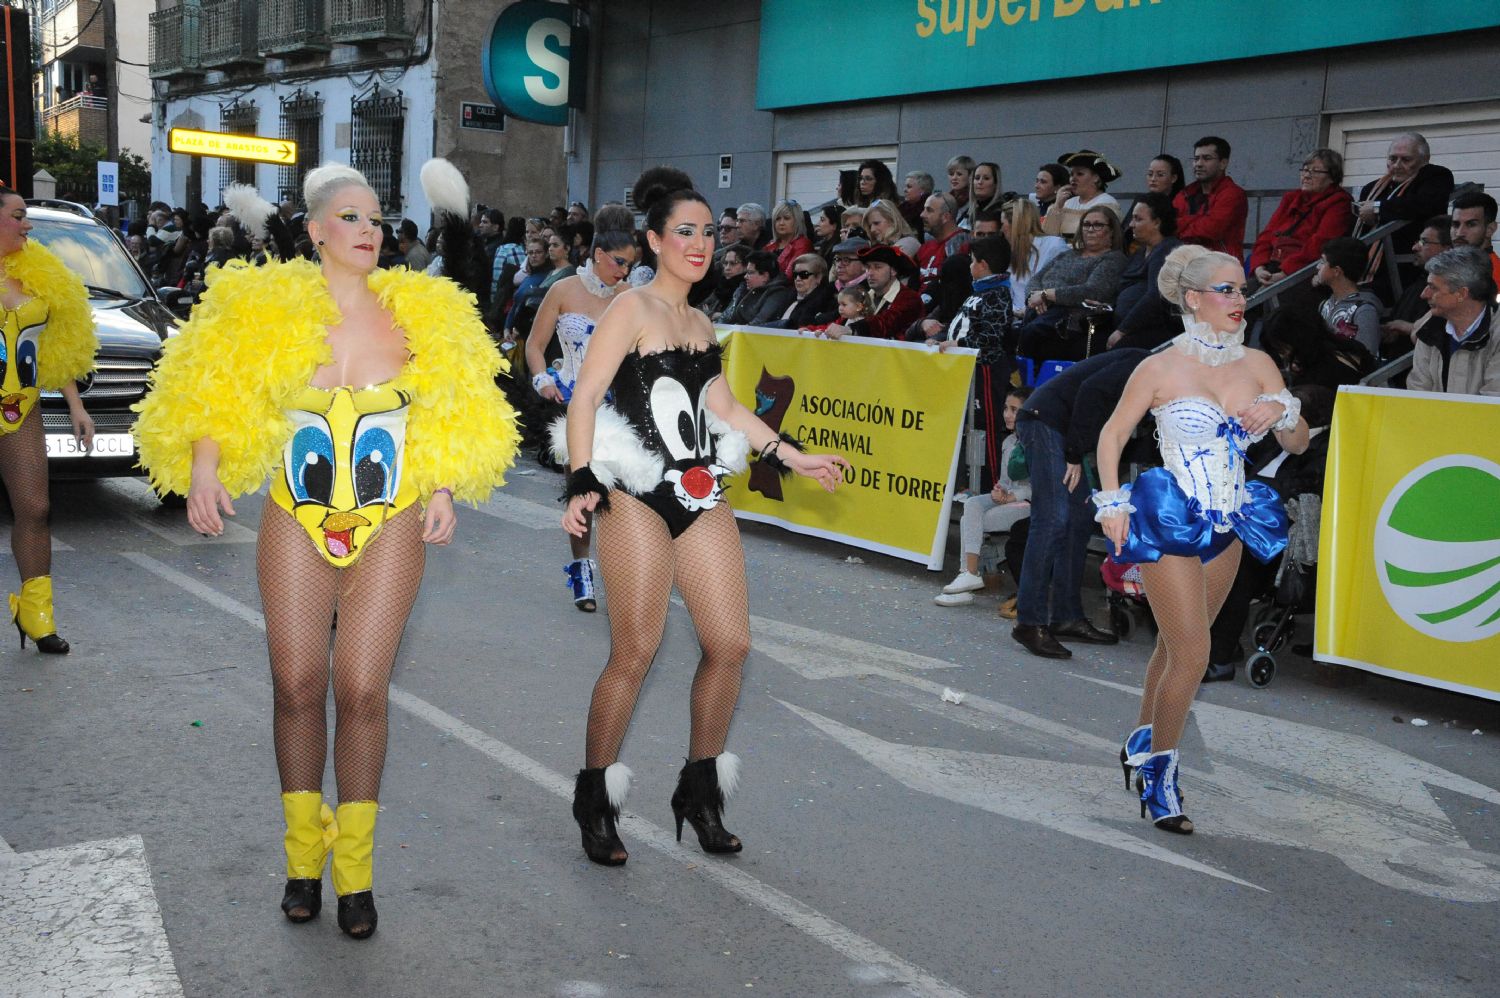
left=483, top=0, right=588, bottom=126
left=758, top=0, right=1500, bottom=110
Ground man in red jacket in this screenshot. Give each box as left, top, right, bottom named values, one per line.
left=1173, top=136, right=1248, bottom=257
left=823, top=245, right=922, bottom=341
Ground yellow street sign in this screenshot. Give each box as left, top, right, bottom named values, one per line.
left=168, top=128, right=297, bottom=165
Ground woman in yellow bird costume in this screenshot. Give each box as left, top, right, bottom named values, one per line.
left=134, top=162, right=519, bottom=940
left=0, top=184, right=98, bottom=655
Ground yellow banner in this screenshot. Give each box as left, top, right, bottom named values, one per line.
left=716, top=327, right=976, bottom=568
left=1316, top=387, right=1500, bottom=699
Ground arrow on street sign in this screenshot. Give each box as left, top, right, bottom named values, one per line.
left=168, top=127, right=297, bottom=165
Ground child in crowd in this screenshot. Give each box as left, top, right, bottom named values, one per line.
left=1312, top=236, right=1383, bottom=359
left=936, top=385, right=1032, bottom=608
left=810, top=287, right=870, bottom=337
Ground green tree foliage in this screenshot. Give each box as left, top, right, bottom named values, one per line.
left=32, top=133, right=152, bottom=207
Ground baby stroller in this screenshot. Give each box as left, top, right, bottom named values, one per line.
left=1101, top=557, right=1153, bottom=641
left=1243, top=494, right=1322, bottom=688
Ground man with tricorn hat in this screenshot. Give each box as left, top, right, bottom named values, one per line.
left=823, top=245, right=923, bottom=341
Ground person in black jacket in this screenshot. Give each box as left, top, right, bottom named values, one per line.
left=1353, top=133, right=1454, bottom=304
left=1012, top=348, right=1149, bottom=658
left=1206, top=385, right=1334, bottom=678
left=719, top=250, right=794, bottom=326
left=765, top=254, right=837, bottom=328
left=1110, top=193, right=1181, bottom=350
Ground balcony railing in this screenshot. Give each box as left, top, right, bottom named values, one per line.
left=329, top=0, right=408, bottom=44
left=200, top=0, right=261, bottom=68
left=148, top=5, right=203, bottom=79
left=258, top=0, right=329, bottom=55
left=41, top=94, right=109, bottom=146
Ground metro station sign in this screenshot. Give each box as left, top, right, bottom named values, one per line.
left=168, top=128, right=297, bottom=165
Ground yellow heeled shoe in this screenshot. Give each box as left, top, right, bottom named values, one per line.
left=332, top=801, right=379, bottom=939
left=280, top=792, right=338, bottom=922
left=10, top=576, right=69, bottom=654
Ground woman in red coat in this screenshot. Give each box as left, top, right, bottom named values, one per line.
left=768, top=200, right=815, bottom=279
left=1250, top=149, right=1353, bottom=289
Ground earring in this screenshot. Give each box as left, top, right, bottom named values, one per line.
left=317, top=240, right=325, bottom=246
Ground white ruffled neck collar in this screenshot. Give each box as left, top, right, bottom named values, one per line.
left=1173, top=316, right=1246, bottom=367
left=577, top=262, right=622, bottom=299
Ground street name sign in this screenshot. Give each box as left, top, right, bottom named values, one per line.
left=168, top=128, right=297, bottom=165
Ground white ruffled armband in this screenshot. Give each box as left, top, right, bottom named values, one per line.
left=1090, top=487, right=1135, bottom=522
left=1255, top=389, right=1301, bottom=432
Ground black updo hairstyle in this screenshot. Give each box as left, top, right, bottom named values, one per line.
left=633, top=166, right=708, bottom=235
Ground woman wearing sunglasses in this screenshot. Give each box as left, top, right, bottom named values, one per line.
left=765, top=254, right=837, bottom=329
left=1094, top=244, right=1307, bottom=836
left=526, top=218, right=641, bottom=612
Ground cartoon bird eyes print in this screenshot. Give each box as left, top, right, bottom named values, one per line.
left=649, top=376, right=707, bottom=461
left=352, top=410, right=406, bottom=508
left=15, top=323, right=41, bottom=389
left=288, top=421, right=335, bottom=505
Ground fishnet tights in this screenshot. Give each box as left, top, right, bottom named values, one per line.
left=258, top=502, right=426, bottom=802
left=1137, top=542, right=1242, bottom=750
left=0, top=415, right=53, bottom=580
left=585, top=492, right=751, bottom=768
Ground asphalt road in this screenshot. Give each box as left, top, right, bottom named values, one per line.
left=3, top=465, right=1499, bottom=997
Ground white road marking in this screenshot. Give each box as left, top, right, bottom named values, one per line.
left=472, top=492, right=563, bottom=531
left=126, top=514, right=259, bottom=546
left=776, top=700, right=1266, bottom=892
left=122, top=552, right=967, bottom=998
left=0, top=835, right=183, bottom=997
left=744, top=607, right=1500, bottom=902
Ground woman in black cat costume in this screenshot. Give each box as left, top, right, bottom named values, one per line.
left=555, top=168, right=848, bottom=865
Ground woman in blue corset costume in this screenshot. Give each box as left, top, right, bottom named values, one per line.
left=1094, top=244, right=1308, bottom=833
left=553, top=167, right=848, bottom=866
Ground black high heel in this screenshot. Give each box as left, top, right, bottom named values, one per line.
left=336, top=891, right=378, bottom=939
left=280, top=878, right=322, bottom=922
left=573, top=765, right=630, bottom=866
left=15, top=619, right=69, bottom=654
left=671, top=755, right=743, bottom=855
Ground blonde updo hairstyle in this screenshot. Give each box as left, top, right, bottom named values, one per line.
left=1157, top=244, right=1240, bottom=314
left=303, top=163, right=377, bottom=222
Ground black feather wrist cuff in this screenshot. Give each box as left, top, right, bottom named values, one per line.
left=758, top=433, right=802, bottom=477
left=561, top=465, right=611, bottom=510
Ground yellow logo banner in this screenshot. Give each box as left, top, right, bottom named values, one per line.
left=717, top=328, right=976, bottom=568
left=1316, top=387, right=1500, bottom=699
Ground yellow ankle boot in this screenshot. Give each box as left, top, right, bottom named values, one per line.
left=280, top=792, right=337, bottom=922
left=332, top=801, right=379, bottom=939
left=282, top=792, right=338, bottom=879
left=10, top=575, right=68, bottom=654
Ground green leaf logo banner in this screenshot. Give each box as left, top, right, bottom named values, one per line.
left=1375, top=456, right=1500, bottom=643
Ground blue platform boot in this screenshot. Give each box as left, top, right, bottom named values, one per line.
left=1119, top=724, right=1152, bottom=793
left=565, top=558, right=598, bottom=612
left=1138, top=749, right=1193, bottom=835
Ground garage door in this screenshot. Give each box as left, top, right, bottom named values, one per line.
left=776, top=147, right=898, bottom=211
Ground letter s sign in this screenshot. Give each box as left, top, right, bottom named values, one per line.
left=483, top=1, right=588, bottom=126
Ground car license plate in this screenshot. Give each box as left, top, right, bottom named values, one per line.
left=45, top=433, right=135, bottom=459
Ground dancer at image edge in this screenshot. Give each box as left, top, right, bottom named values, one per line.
left=133, top=162, right=519, bottom=937
left=525, top=206, right=639, bottom=611
left=553, top=166, right=849, bottom=866
left=0, top=184, right=98, bottom=654
left=1094, top=244, right=1307, bottom=834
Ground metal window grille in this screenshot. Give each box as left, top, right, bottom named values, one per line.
left=278, top=89, right=322, bottom=206
left=218, top=100, right=258, bottom=194
left=350, top=88, right=405, bottom=214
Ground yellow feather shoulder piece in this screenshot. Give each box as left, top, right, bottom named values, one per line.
left=375, top=268, right=521, bottom=503
left=2, top=240, right=98, bottom=388
left=133, top=259, right=335, bottom=497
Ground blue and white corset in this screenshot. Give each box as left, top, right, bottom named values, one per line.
left=1114, top=396, right=1288, bottom=565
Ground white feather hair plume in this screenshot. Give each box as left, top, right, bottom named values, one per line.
left=420, top=158, right=469, bottom=218
left=220, top=184, right=276, bottom=240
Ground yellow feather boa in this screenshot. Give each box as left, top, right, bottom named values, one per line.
left=133, top=258, right=521, bottom=502
left=1, top=240, right=98, bottom=389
